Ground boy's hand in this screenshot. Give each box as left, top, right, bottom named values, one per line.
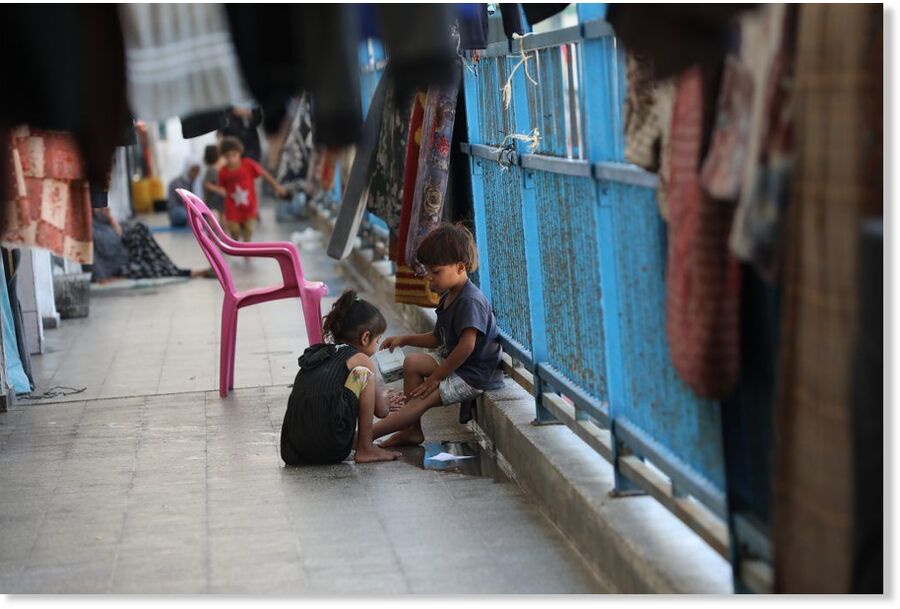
left=274, top=184, right=288, bottom=198
left=409, top=377, right=440, bottom=400
left=380, top=336, right=405, bottom=352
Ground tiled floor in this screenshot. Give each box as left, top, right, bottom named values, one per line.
left=0, top=202, right=606, bottom=594
left=28, top=207, right=354, bottom=402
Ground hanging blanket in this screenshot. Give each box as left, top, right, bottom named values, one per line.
left=395, top=90, right=440, bottom=307
left=366, top=75, right=414, bottom=260
left=4, top=127, right=93, bottom=264
left=403, top=74, right=461, bottom=276
left=665, top=67, right=740, bottom=400
left=119, top=4, right=250, bottom=121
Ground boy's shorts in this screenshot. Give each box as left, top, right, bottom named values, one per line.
left=425, top=351, right=483, bottom=405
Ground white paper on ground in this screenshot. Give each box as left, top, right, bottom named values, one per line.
left=427, top=452, right=475, bottom=462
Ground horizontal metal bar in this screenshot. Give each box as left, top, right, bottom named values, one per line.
left=739, top=560, right=774, bottom=594
left=479, top=19, right=615, bottom=58
left=482, top=40, right=511, bottom=58
left=581, top=19, right=616, bottom=41
left=360, top=59, right=387, bottom=74
left=498, top=330, right=533, bottom=372
left=463, top=143, right=658, bottom=189
left=541, top=392, right=613, bottom=461
left=537, top=363, right=610, bottom=426
left=521, top=154, right=592, bottom=179
left=614, top=418, right=728, bottom=519
left=619, top=454, right=730, bottom=559
left=733, top=513, right=773, bottom=563
left=519, top=24, right=582, bottom=53
left=592, top=162, right=660, bottom=189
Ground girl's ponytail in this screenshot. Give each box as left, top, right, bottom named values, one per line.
left=321, top=289, right=386, bottom=344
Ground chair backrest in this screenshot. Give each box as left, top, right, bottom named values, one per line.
left=176, top=188, right=236, bottom=295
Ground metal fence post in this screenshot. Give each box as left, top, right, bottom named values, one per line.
left=508, top=57, right=555, bottom=425
left=462, top=63, right=493, bottom=302
left=577, top=5, right=643, bottom=493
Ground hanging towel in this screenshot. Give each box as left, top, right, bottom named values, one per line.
left=403, top=73, right=462, bottom=276
left=4, top=127, right=93, bottom=264
left=366, top=73, right=415, bottom=260
left=395, top=90, right=440, bottom=307
left=119, top=4, right=250, bottom=121
left=664, top=66, right=740, bottom=400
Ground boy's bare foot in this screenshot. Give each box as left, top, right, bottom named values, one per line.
left=378, top=428, right=425, bottom=448
left=354, top=445, right=401, bottom=463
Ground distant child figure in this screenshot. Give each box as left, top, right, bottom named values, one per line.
left=218, top=136, right=287, bottom=241
left=375, top=224, right=504, bottom=447
left=281, top=289, right=403, bottom=465
left=201, top=144, right=226, bottom=222
left=167, top=156, right=201, bottom=228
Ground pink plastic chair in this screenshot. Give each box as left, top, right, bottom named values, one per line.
left=176, top=189, right=328, bottom=397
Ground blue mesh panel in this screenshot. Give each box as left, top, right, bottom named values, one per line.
left=523, top=48, right=568, bottom=157
left=607, top=182, right=725, bottom=490
left=535, top=172, right=607, bottom=401
left=477, top=57, right=517, bottom=146
left=481, top=163, right=531, bottom=351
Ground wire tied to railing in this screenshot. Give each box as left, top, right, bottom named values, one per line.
left=501, top=33, right=539, bottom=109
left=489, top=127, right=542, bottom=172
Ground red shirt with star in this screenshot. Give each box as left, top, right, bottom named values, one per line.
left=219, top=157, right=263, bottom=223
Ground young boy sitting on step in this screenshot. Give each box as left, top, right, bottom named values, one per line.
left=376, top=224, right=504, bottom=447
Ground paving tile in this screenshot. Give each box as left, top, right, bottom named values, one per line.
left=2, top=208, right=605, bottom=594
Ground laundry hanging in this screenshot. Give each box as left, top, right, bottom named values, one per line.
left=0, top=253, right=30, bottom=395
left=727, top=4, right=796, bottom=281
left=773, top=3, right=881, bottom=594
left=4, top=127, right=93, bottom=264
left=395, top=90, right=441, bottom=307
left=0, top=5, right=131, bottom=194
left=275, top=95, right=315, bottom=195
left=403, top=74, right=461, bottom=277
left=623, top=53, right=676, bottom=219
left=326, top=71, right=390, bottom=260
left=664, top=66, right=741, bottom=400
left=366, top=74, right=415, bottom=260
left=118, top=4, right=250, bottom=121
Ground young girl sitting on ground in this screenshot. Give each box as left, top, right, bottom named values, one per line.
left=280, top=289, right=402, bottom=465
left=375, top=224, right=504, bottom=447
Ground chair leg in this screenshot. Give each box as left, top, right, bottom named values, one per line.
left=220, top=303, right=238, bottom=397
left=300, top=290, right=324, bottom=345
left=227, top=309, right=238, bottom=391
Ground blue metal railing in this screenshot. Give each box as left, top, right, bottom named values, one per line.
left=460, top=6, right=744, bottom=581
left=355, top=15, right=770, bottom=590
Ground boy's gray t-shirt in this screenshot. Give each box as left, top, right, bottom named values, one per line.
left=433, top=280, right=504, bottom=391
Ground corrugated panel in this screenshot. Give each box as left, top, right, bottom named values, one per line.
left=481, top=162, right=532, bottom=350
left=606, top=181, right=725, bottom=489
left=535, top=172, right=607, bottom=401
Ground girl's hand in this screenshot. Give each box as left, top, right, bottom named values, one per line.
left=380, top=336, right=405, bottom=352
left=409, top=377, right=440, bottom=400
left=384, top=389, right=406, bottom=412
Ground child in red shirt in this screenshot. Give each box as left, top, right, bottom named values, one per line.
left=216, top=136, right=287, bottom=241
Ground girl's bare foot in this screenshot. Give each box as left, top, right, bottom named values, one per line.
left=378, top=427, right=425, bottom=448
left=354, top=444, right=401, bottom=463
